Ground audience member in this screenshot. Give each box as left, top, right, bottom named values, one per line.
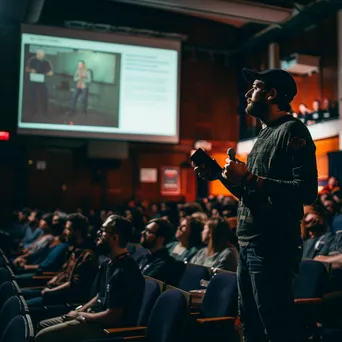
left=191, top=217, right=238, bottom=271
left=135, top=218, right=178, bottom=284
left=167, top=214, right=204, bottom=262
left=23, top=213, right=97, bottom=308
left=35, top=214, right=145, bottom=342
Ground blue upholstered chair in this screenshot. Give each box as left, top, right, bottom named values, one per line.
left=0, top=296, right=29, bottom=339
left=0, top=281, right=21, bottom=310
left=0, top=315, right=34, bottom=342
left=87, top=288, right=189, bottom=342
left=177, top=264, right=211, bottom=292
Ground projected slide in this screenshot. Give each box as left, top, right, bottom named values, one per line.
left=18, top=25, right=180, bottom=143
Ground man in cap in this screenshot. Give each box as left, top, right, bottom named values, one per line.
left=194, top=68, right=318, bottom=342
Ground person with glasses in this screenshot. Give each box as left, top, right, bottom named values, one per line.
left=135, top=218, right=178, bottom=285
left=35, top=215, right=145, bottom=342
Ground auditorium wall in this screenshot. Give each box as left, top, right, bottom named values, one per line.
left=18, top=4, right=340, bottom=208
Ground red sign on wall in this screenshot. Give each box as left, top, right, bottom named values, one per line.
left=160, top=166, right=180, bottom=196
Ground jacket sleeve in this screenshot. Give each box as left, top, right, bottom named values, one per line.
left=250, top=121, right=318, bottom=205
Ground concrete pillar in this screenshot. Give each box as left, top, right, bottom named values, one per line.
left=268, top=42, right=280, bottom=69
left=337, top=10, right=342, bottom=150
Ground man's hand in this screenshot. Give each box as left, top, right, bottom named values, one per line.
left=75, top=312, right=87, bottom=324
left=67, top=311, right=80, bottom=318
left=222, top=158, right=249, bottom=185
left=193, top=160, right=221, bottom=181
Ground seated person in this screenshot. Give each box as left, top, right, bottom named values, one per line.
left=35, top=214, right=145, bottom=342
left=310, top=99, right=323, bottom=123
left=23, top=213, right=97, bottom=308
left=21, top=210, right=44, bottom=249
left=14, top=214, right=69, bottom=278
left=167, top=214, right=204, bottom=262
left=302, top=221, right=334, bottom=259
left=191, top=217, right=238, bottom=271
left=135, top=218, right=178, bottom=285
left=13, top=213, right=60, bottom=265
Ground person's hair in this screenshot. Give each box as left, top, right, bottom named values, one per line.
left=182, top=202, right=203, bottom=216
left=191, top=212, right=208, bottom=223
left=34, top=210, right=43, bottom=222
left=187, top=215, right=204, bottom=247
left=207, top=217, right=236, bottom=255
left=50, top=213, right=68, bottom=236
left=67, top=213, right=89, bottom=237
left=307, top=223, right=326, bottom=234
left=148, top=218, right=175, bottom=245
left=41, top=213, right=53, bottom=227
left=20, top=208, right=31, bottom=217
left=106, top=214, right=133, bottom=248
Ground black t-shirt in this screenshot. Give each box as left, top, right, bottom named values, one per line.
left=90, top=253, right=145, bottom=327
left=136, top=247, right=177, bottom=285
left=237, top=115, right=318, bottom=244
left=27, top=57, right=52, bottom=76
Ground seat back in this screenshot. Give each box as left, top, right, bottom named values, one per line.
left=169, top=261, right=186, bottom=287
left=178, top=263, right=211, bottom=292
left=0, top=296, right=28, bottom=338
left=1, top=315, right=34, bottom=342
left=137, top=278, right=162, bottom=326
left=0, top=267, right=14, bottom=287
left=201, top=271, right=238, bottom=318
left=294, top=259, right=328, bottom=298
left=146, top=289, right=188, bottom=342
left=0, top=282, right=20, bottom=310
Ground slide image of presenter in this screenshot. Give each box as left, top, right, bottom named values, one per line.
left=25, top=49, right=53, bottom=117
left=66, top=60, right=92, bottom=116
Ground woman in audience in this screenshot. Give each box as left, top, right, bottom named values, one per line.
left=191, top=217, right=238, bottom=271
left=167, top=214, right=204, bottom=262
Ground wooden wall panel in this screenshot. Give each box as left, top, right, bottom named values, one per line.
left=180, top=54, right=239, bottom=142
left=136, top=151, right=189, bottom=202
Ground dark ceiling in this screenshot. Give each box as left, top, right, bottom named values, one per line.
left=39, top=0, right=342, bottom=54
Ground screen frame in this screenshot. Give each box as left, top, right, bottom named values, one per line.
left=17, top=24, right=181, bottom=144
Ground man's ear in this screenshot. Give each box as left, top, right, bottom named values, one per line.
left=267, top=88, right=277, bottom=101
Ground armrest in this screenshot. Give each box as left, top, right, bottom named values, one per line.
left=42, top=272, right=58, bottom=276
left=32, top=276, right=54, bottom=280
left=21, top=286, right=45, bottom=289
left=104, top=326, right=146, bottom=337
left=197, top=317, right=236, bottom=324
left=294, top=298, right=322, bottom=304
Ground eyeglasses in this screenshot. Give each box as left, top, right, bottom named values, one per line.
left=143, top=228, right=158, bottom=236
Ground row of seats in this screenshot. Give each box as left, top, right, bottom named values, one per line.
left=0, top=248, right=334, bottom=342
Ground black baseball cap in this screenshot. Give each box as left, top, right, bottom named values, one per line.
left=242, top=68, right=297, bottom=103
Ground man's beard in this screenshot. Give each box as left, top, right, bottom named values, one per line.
left=246, top=98, right=269, bottom=120
left=141, top=237, right=156, bottom=250
left=96, top=239, right=111, bottom=256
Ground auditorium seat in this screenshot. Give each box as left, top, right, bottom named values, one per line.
left=294, top=259, right=329, bottom=341
left=190, top=271, right=239, bottom=342
left=0, top=267, right=15, bottom=287
left=101, top=289, right=189, bottom=342
left=177, top=264, right=211, bottom=292
left=0, top=296, right=29, bottom=339
left=0, top=315, right=34, bottom=342
left=0, top=281, right=21, bottom=309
